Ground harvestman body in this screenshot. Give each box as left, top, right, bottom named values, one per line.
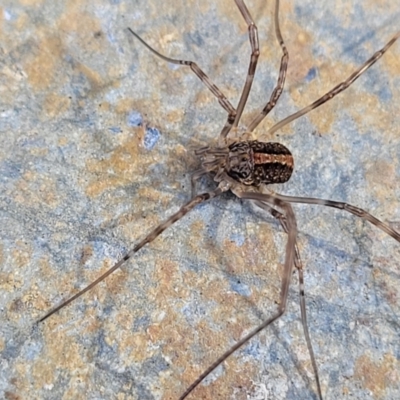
left=39, top=1, right=400, bottom=398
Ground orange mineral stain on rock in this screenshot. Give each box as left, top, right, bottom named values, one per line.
left=354, top=353, right=399, bottom=398
left=75, top=61, right=105, bottom=93
left=12, top=240, right=32, bottom=270
left=31, top=335, right=86, bottom=389
left=384, top=41, right=400, bottom=78
left=58, top=3, right=101, bottom=41
left=286, top=29, right=314, bottom=86
left=43, top=93, right=71, bottom=119
left=19, top=0, right=44, bottom=6
left=150, top=250, right=269, bottom=399
left=85, top=138, right=140, bottom=197
left=24, top=34, right=63, bottom=91
left=365, top=160, right=397, bottom=204
left=0, top=272, right=23, bottom=293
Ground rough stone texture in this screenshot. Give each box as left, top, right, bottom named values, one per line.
left=1, top=1, right=399, bottom=399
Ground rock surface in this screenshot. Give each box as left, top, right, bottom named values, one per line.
left=1, top=1, right=399, bottom=399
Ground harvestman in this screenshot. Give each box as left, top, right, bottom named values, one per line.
left=38, top=0, right=400, bottom=398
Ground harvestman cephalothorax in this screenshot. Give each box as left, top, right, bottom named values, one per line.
left=38, top=0, right=400, bottom=398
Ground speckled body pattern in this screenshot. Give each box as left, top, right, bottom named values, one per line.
left=227, top=141, right=293, bottom=186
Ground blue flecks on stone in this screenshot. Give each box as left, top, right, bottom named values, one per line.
left=230, top=232, right=245, bottom=247
left=18, top=136, right=46, bottom=149
left=308, top=236, right=353, bottom=264
left=64, top=53, right=73, bottom=63
left=315, top=302, right=350, bottom=337
left=99, top=305, right=114, bottom=316
left=181, top=300, right=207, bottom=326
left=2, top=335, right=22, bottom=360
left=305, top=67, right=317, bottom=82
left=108, top=126, right=122, bottom=133
left=328, top=368, right=341, bottom=386
left=185, top=30, right=205, bottom=47
left=144, top=127, right=161, bottom=150
left=229, top=278, right=251, bottom=297
left=127, top=111, right=143, bottom=127
left=106, top=32, right=117, bottom=44
left=70, top=72, right=92, bottom=99
left=133, top=315, right=151, bottom=331
left=374, top=82, right=392, bottom=103
left=95, top=330, right=116, bottom=359
left=185, top=259, right=207, bottom=274
left=242, top=339, right=262, bottom=359
left=88, top=239, right=109, bottom=260
left=3, top=9, right=13, bottom=21
left=0, top=160, right=22, bottom=181
left=141, top=354, right=170, bottom=376
left=267, top=341, right=279, bottom=363
left=22, top=341, right=42, bottom=361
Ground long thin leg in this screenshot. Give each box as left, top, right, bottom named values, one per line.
left=246, top=0, right=289, bottom=132
left=232, top=0, right=260, bottom=128
left=296, top=251, right=322, bottom=400
left=38, top=187, right=225, bottom=323
left=255, top=200, right=322, bottom=399
left=127, top=28, right=237, bottom=141
left=180, top=191, right=297, bottom=400
left=270, top=193, right=400, bottom=243
left=245, top=189, right=400, bottom=398
left=264, top=31, right=400, bottom=136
